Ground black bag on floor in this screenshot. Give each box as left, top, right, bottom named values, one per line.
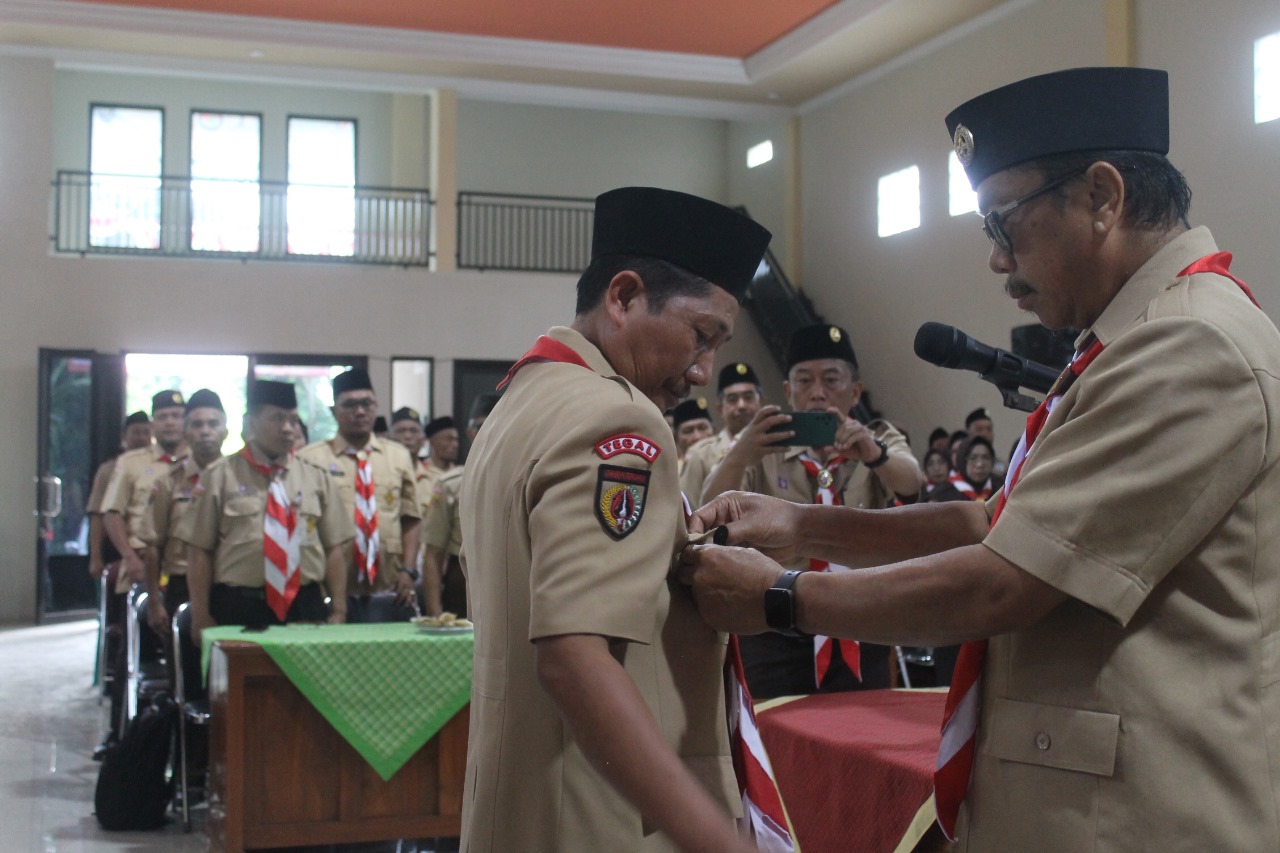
left=94, top=699, right=175, bottom=830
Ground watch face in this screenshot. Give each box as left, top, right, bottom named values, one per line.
left=764, top=586, right=793, bottom=632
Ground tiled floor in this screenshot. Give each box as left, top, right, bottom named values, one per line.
left=0, top=619, right=207, bottom=852
left=1, top=621, right=452, bottom=853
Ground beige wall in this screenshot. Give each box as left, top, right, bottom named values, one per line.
left=797, top=0, right=1110, bottom=454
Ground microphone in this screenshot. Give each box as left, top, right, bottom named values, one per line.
left=914, top=322, right=1061, bottom=396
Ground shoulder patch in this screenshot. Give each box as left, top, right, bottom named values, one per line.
left=594, top=433, right=661, bottom=464
left=595, top=465, right=650, bottom=540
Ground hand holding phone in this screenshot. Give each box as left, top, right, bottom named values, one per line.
left=767, top=411, right=839, bottom=447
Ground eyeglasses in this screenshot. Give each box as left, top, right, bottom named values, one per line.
left=981, top=169, right=1085, bottom=254
left=338, top=398, right=378, bottom=411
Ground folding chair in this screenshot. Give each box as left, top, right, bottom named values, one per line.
left=171, top=603, right=210, bottom=831
left=122, top=587, right=171, bottom=738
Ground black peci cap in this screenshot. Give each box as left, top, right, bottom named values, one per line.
left=591, top=187, right=772, bottom=301
left=718, top=361, right=760, bottom=392
left=152, top=390, right=185, bottom=413
left=391, top=407, right=420, bottom=425
left=424, top=416, right=455, bottom=437
left=185, top=388, right=224, bottom=414
left=786, top=324, right=858, bottom=373
left=373, top=416, right=388, bottom=433
left=946, top=67, right=1170, bottom=189
left=671, top=397, right=712, bottom=429
left=249, top=379, right=297, bottom=410
left=333, top=368, right=374, bottom=398
left=123, top=410, right=150, bottom=429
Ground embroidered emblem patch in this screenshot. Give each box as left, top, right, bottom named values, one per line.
left=596, top=465, right=649, bottom=540
left=594, top=433, right=661, bottom=464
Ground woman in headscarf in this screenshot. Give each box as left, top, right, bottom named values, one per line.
left=929, top=434, right=1002, bottom=502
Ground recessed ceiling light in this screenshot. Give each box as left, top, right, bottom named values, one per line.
left=248, top=49, right=265, bottom=59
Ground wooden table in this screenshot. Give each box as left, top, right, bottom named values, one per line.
left=207, top=640, right=469, bottom=852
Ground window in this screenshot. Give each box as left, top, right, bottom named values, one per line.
left=89, top=105, right=163, bottom=249
left=125, top=353, right=250, bottom=455
left=1256, top=30, right=1280, bottom=124
left=747, top=140, right=774, bottom=169
left=877, top=165, right=920, bottom=237
left=948, top=152, right=979, bottom=216
left=190, top=111, right=262, bottom=253
left=287, top=117, right=356, bottom=256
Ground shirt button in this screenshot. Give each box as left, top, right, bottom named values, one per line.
left=1034, top=732, right=1051, bottom=751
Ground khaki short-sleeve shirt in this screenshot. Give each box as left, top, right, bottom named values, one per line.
left=963, top=228, right=1280, bottom=852
left=138, top=456, right=206, bottom=577
left=101, top=444, right=185, bottom=549
left=416, top=459, right=448, bottom=518
left=86, top=458, right=118, bottom=516
left=298, top=435, right=420, bottom=590
left=179, top=450, right=354, bottom=588
left=459, top=326, right=738, bottom=853
left=422, top=466, right=464, bottom=557
left=679, top=429, right=733, bottom=506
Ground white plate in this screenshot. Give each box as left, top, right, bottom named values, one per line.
left=416, top=624, right=473, bottom=634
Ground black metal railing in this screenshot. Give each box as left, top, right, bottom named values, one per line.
left=456, top=191, right=594, bottom=273
left=51, top=171, right=433, bottom=266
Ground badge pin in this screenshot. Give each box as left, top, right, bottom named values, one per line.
left=817, top=469, right=834, bottom=489
left=953, top=123, right=975, bottom=165
left=778, top=477, right=789, bottom=490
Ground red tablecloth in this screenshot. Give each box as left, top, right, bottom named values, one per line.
left=756, top=690, right=946, bottom=853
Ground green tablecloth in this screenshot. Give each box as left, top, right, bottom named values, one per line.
left=202, top=622, right=473, bottom=781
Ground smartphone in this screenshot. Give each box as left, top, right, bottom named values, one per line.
left=767, top=411, right=840, bottom=447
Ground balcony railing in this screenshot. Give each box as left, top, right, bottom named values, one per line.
left=51, top=171, right=433, bottom=266
left=456, top=191, right=594, bottom=273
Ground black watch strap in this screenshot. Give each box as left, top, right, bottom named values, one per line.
left=865, top=438, right=890, bottom=469
left=399, top=566, right=421, bottom=582
left=764, top=569, right=810, bottom=638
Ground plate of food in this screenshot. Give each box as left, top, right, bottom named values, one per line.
left=412, top=612, right=473, bottom=634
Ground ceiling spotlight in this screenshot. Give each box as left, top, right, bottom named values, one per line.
left=248, top=49, right=265, bottom=59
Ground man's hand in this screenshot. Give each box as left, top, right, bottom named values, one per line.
left=689, top=491, right=805, bottom=563
left=394, top=569, right=417, bottom=607
left=191, top=609, right=216, bottom=648
left=88, top=554, right=104, bottom=581
left=677, top=544, right=783, bottom=634
left=727, top=406, right=793, bottom=466
left=327, top=607, right=347, bottom=626
left=146, top=595, right=170, bottom=635
left=123, top=550, right=146, bottom=583
left=830, top=408, right=882, bottom=462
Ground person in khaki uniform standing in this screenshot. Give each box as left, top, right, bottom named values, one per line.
left=299, top=368, right=420, bottom=622
left=87, top=410, right=152, bottom=582
left=181, top=380, right=353, bottom=647
left=139, top=389, right=228, bottom=636
left=679, top=362, right=764, bottom=504
left=681, top=67, right=1280, bottom=852
left=459, top=187, right=770, bottom=853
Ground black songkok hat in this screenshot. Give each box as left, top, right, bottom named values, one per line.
left=373, top=416, right=389, bottom=433
left=249, top=379, right=297, bottom=410
left=786, top=324, right=858, bottom=373
left=185, top=388, right=224, bottom=414
left=591, top=187, right=772, bottom=302
left=123, top=410, right=150, bottom=429
left=391, top=407, right=420, bottom=425
left=425, top=416, right=456, bottom=438
left=671, top=397, right=712, bottom=429
left=965, top=407, right=993, bottom=427
left=946, top=67, right=1170, bottom=188
left=333, top=368, right=374, bottom=398
left=151, top=389, right=185, bottom=413
left=718, top=361, right=760, bottom=392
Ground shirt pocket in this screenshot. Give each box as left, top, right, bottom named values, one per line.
left=221, top=495, right=265, bottom=545
left=984, top=696, right=1119, bottom=776
left=298, top=493, right=323, bottom=544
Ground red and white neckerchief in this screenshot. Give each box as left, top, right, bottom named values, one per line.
left=796, top=453, right=861, bottom=685
left=946, top=472, right=993, bottom=501
left=242, top=447, right=301, bottom=622
left=933, top=250, right=1261, bottom=840
left=727, top=635, right=797, bottom=852
left=680, top=493, right=795, bottom=852
left=348, top=445, right=380, bottom=586
left=497, top=335, right=590, bottom=390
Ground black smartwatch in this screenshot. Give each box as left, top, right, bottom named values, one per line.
left=764, top=569, right=811, bottom=638
left=399, top=566, right=421, bottom=582
left=865, top=438, right=890, bottom=469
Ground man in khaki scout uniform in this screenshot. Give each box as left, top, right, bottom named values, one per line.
left=87, top=410, right=152, bottom=582
left=299, top=368, right=420, bottom=622
left=681, top=67, right=1280, bottom=852
left=102, top=390, right=189, bottom=591
left=139, top=389, right=229, bottom=636
left=181, top=380, right=353, bottom=647
left=669, top=397, right=714, bottom=475
left=459, top=187, right=770, bottom=853
left=679, top=362, right=764, bottom=504
left=420, top=415, right=460, bottom=509
left=704, top=325, right=922, bottom=697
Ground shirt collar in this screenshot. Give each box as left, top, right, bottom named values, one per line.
left=332, top=434, right=382, bottom=456
left=1083, top=226, right=1218, bottom=349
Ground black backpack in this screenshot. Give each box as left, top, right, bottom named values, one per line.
left=94, top=699, right=176, bottom=830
